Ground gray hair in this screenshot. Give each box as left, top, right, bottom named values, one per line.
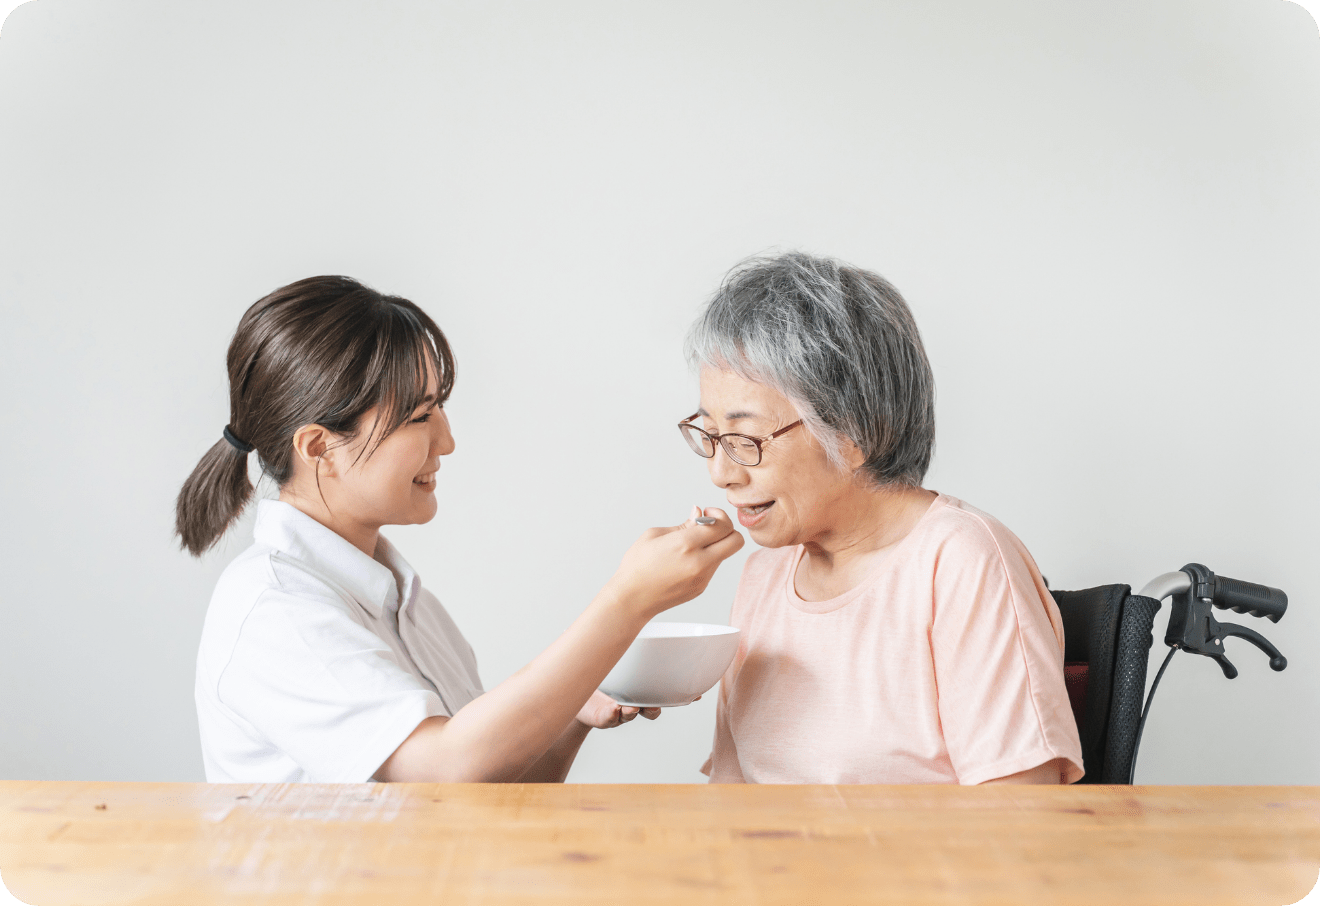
left=686, top=251, right=935, bottom=488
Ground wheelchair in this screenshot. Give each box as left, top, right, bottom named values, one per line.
left=1051, top=563, right=1289, bottom=784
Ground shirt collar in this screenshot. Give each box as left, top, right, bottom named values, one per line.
left=253, top=500, right=417, bottom=619
left=374, top=534, right=422, bottom=616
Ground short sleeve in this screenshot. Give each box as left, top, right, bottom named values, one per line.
left=217, top=589, right=445, bottom=782
left=930, top=526, right=1085, bottom=785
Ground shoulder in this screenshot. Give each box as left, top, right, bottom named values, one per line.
left=920, top=496, right=1054, bottom=629
left=211, top=541, right=354, bottom=614
left=201, top=542, right=360, bottom=665
left=203, top=543, right=280, bottom=639
left=918, top=495, right=1031, bottom=566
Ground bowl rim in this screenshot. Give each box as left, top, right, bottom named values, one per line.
left=636, top=621, right=740, bottom=639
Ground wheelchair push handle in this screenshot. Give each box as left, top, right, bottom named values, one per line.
left=1139, top=565, right=1289, bottom=623
left=1142, top=563, right=1290, bottom=678
left=1213, top=575, right=1287, bottom=623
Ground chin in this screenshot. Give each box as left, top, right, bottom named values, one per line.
left=391, top=501, right=437, bottom=527
left=748, top=525, right=792, bottom=549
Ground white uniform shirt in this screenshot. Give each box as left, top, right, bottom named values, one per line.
left=195, top=500, right=484, bottom=782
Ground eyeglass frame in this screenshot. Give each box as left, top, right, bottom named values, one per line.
left=677, top=412, right=804, bottom=466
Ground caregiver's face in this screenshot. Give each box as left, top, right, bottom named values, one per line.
left=336, top=357, right=454, bottom=530
left=696, top=367, right=856, bottom=549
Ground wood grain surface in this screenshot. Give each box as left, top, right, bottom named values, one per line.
left=0, top=782, right=1316, bottom=905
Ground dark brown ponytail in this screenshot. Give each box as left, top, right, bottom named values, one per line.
left=175, top=276, right=455, bottom=556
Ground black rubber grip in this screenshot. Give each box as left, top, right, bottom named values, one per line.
left=1214, top=576, right=1287, bottom=623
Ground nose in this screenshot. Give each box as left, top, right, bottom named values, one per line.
left=705, top=442, right=747, bottom=489
left=432, top=407, right=455, bottom=456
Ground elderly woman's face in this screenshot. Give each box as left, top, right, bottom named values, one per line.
left=697, top=367, right=859, bottom=549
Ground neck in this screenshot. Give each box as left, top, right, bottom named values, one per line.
left=799, top=484, right=936, bottom=588
left=278, top=487, right=380, bottom=558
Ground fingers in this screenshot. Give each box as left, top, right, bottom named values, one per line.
left=596, top=702, right=640, bottom=729
left=669, top=505, right=706, bottom=535
left=687, top=508, right=739, bottom=547
left=585, top=696, right=658, bottom=727
left=610, top=507, right=745, bottom=616
left=652, top=507, right=739, bottom=544
left=702, top=520, right=746, bottom=560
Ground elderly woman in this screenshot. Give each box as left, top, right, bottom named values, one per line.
left=682, top=252, right=1083, bottom=785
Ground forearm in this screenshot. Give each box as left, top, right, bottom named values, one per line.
left=517, top=719, right=592, bottom=783
left=376, top=511, right=744, bottom=783
left=378, top=588, right=646, bottom=782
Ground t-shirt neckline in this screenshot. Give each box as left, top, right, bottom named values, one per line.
left=784, top=492, right=949, bottom=615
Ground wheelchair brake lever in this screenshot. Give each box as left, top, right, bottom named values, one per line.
left=1213, top=618, right=1288, bottom=673
left=1165, top=590, right=1288, bottom=678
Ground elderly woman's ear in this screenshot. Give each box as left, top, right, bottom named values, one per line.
left=840, top=436, right=868, bottom=474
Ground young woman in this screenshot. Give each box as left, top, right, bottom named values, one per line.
left=177, top=275, right=742, bottom=783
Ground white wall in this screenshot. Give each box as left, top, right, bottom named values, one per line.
left=1, top=0, right=1316, bottom=784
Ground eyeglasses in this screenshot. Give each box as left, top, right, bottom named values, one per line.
left=677, top=412, right=803, bottom=466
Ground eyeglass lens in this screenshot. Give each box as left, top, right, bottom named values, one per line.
left=680, top=423, right=715, bottom=457
left=679, top=423, right=762, bottom=466
left=721, top=435, right=761, bottom=465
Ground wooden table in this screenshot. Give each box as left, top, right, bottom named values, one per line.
left=1, top=782, right=1316, bottom=905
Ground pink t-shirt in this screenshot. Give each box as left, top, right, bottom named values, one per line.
left=702, top=494, right=1085, bottom=785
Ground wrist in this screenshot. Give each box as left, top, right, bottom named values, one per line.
left=596, top=579, right=654, bottom=628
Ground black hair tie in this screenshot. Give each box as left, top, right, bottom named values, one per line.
left=222, top=425, right=254, bottom=454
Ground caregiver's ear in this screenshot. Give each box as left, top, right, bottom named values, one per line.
left=290, top=424, right=336, bottom=473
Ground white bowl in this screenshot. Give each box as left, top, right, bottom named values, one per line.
left=599, top=622, right=741, bottom=708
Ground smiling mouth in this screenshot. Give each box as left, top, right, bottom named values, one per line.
left=413, top=472, right=436, bottom=486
